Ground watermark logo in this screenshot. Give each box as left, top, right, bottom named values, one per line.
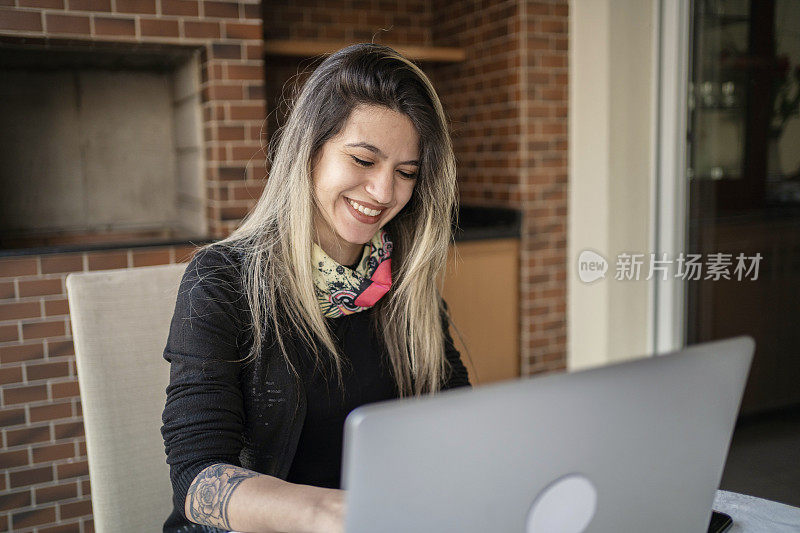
left=578, top=250, right=608, bottom=283
left=578, top=250, right=763, bottom=283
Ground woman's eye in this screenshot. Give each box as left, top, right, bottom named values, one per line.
left=351, top=155, right=417, bottom=179
left=351, top=156, right=373, bottom=167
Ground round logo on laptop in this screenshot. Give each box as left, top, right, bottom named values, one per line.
left=526, top=473, right=597, bottom=533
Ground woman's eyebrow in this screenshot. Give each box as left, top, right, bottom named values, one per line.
left=345, top=141, right=420, bottom=166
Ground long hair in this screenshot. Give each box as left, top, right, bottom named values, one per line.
left=203, top=43, right=458, bottom=397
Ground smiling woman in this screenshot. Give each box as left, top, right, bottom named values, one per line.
left=160, top=43, right=470, bottom=533
left=312, top=104, right=419, bottom=265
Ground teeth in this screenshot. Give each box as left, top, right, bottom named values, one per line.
left=348, top=199, right=382, bottom=217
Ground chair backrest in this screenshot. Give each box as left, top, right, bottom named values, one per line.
left=66, top=263, right=187, bottom=533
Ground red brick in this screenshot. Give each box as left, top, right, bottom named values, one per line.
left=226, top=65, right=263, bottom=81
left=217, top=126, right=245, bottom=141
left=84, top=518, right=95, bottom=532
left=0, top=449, right=29, bottom=469
left=209, top=83, right=244, bottom=99
left=69, top=0, right=111, bottom=10
left=0, top=281, right=15, bottom=299
left=47, top=339, right=74, bottom=358
left=26, top=360, right=70, bottom=381
left=140, top=17, right=179, bottom=37
left=0, top=257, right=37, bottom=278
left=12, top=505, right=56, bottom=529
left=86, top=250, right=128, bottom=271
left=184, top=20, right=219, bottom=38
left=29, top=402, right=72, bottom=423
left=540, top=54, right=567, bottom=68
left=0, top=301, right=40, bottom=321
left=0, top=406, right=25, bottom=426
left=18, top=278, right=62, bottom=297
left=131, top=249, right=171, bottom=267
left=539, top=19, right=567, bottom=34
left=19, top=0, right=63, bottom=7
left=40, top=255, right=83, bottom=275
left=203, top=0, right=238, bottom=18
left=52, top=380, right=80, bottom=399
left=54, top=421, right=84, bottom=440
left=115, top=0, right=155, bottom=13
left=0, top=324, right=18, bottom=342
left=3, top=384, right=47, bottom=405
left=44, top=298, right=69, bottom=316
left=0, top=7, right=43, bottom=31
left=56, top=459, right=88, bottom=480
left=22, top=320, right=65, bottom=340
left=35, top=482, right=78, bottom=504
left=93, top=16, right=135, bottom=36
left=220, top=205, right=250, bottom=221
left=0, top=364, right=23, bottom=383
left=245, top=42, right=261, bottom=59
left=10, top=465, right=53, bottom=488
left=160, top=0, right=197, bottom=16
left=231, top=145, right=265, bottom=162
left=0, top=342, right=45, bottom=364
left=224, top=21, right=260, bottom=40
left=210, top=42, right=240, bottom=59
left=6, top=424, right=51, bottom=447
left=32, top=442, right=74, bottom=463
left=231, top=183, right=265, bottom=201
left=246, top=84, right=264, bottom=100
left=46, top=13, right=91, bottom=34
left=228, top=103, right=265, bottom=121
left=0, top=489, right=31, bottom=512
left=60, top=499, right=92, bottom=519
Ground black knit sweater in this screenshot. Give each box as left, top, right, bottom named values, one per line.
left=160, top=245, right=471, bottom=532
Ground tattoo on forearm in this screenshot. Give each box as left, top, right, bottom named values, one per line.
left=186, top=464, right=259, bottom=529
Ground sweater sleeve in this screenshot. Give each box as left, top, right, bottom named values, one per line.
left=160, top=245, right=250, bottom=521
left=440, top=298, right=472, bottom=390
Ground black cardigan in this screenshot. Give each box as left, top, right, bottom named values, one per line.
left=160, top=244, right=471, bottom=532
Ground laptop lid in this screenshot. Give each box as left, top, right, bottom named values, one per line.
left=342, top=335, right=754, bottom=533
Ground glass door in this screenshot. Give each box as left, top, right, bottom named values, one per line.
left=686, top=0, right=800, bottom=415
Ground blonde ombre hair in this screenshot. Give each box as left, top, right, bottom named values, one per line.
left=204, top=43, right=458, bottom=397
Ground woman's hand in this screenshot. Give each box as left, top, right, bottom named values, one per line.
left=309, top=487, right=346, bottom=533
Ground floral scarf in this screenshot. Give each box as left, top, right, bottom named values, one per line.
left=312, top=229, right=393, bottom=318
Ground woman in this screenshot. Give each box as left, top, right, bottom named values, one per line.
left=161, top=43, right=471, bottom=533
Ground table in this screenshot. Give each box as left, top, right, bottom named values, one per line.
left=713, top=490, right=800, bottom=532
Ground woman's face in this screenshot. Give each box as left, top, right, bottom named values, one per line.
left=312, top=104, right=420, bottom=265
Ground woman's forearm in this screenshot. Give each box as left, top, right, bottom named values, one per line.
left=184, top=463, right=345, bottom=533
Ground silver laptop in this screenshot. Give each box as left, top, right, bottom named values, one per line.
left=342, top=336, right=754, bottom=533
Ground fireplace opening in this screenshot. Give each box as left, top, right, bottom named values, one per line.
left=0, top=41, right=208, bottom=252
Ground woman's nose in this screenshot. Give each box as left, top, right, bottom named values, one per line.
left=365, top=168, right=395, bottom=205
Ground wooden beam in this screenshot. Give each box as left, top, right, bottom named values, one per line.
left=262, top=40, right=466, bottom=63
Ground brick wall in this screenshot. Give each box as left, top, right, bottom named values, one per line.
left=0, top=0, right=568, bottom=530
left=263, top=0, right=431, bottom=44
left=428, top=0, right=568, bottom=375
left=0, top=246, right=199, bottom=532
left=0, top=0, right=263, bottom=528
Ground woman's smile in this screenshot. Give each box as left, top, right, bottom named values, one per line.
left=345, top=197, right=385, bottom=223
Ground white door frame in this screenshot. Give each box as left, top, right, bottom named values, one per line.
left=651, top=0, right=691, bottom=354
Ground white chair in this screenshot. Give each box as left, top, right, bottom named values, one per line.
left=66, top=263, right=187, bottom=533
